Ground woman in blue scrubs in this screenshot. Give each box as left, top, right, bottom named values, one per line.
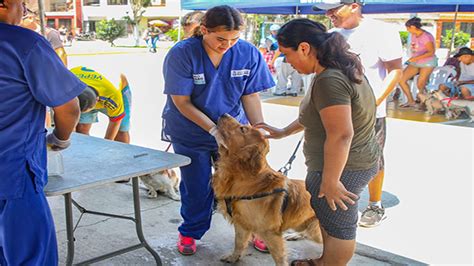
left=162, top=5, right=275, bottom=255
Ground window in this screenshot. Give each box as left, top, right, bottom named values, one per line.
left=440, top=22, right=455, bottom=48
left=151, top=0, right=165, bottom=6
left=83, top=0, right=100, bottom=6
left=47, top=19, right=55, bottom=29
left=107, top=0, right=127, bottom=5
left=460, top=22, right=474, bottom=37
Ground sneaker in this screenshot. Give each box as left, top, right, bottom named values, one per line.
left=359, top=205, right=386, bottom=228
left=253, top=237, right=269, bottom=253
left=287, top=92, right=298, bottom=97
left=273, top=92, right=287, bottom=96
left=177, top=233, right=196, bottom=255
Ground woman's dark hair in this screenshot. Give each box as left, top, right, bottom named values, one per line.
left=405, top=17, right=422, bottom=29
left=192, top=5, right=243, bottom=37
left=78, top=86, right=98, bottom=112
left=277, top=18, right=364, bottom=84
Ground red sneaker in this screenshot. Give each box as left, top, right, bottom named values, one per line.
left=253, top=237, right=269, bottom=253
left=177, top=233, right=196, bottom=255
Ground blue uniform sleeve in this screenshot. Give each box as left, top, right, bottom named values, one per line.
left=23, top=38, right=85, bottom=107
left=243, top=48, right=275, bottom=95
left=163, top=45, right=195, bottom=95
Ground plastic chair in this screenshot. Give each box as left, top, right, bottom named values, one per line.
left=410, top=65, right=457, bottom=98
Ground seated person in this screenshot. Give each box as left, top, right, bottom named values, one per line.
left=438, top=47, right=474, bottom=99
left=71, top=66, right=132, bottom=143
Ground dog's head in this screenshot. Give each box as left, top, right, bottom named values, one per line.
left=216, top=114, right=269, bottom=172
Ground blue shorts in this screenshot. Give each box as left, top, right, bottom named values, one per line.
left=407, top=57, right=438, bottom=68
left=79, top=85, right=132, bottom=132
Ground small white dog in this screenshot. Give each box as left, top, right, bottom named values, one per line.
left=431, top=91, right=474, bottom=120
left=140, top=169, right=181, bottom=201
left=418, top=92, right=445, bottom=116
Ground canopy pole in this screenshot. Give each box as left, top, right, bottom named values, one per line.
left=177, top=14, right=182, bottom=41
left=448, top=4, right=459, bottom=54
left=37, top=0, right=46, bottom=35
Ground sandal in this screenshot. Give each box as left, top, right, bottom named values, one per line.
left=290, top=258, right=317, bottom=266
left=399, top=102, right=417, bottom=108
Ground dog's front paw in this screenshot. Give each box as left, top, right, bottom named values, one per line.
left=147, top=190, right=158, bottom=198
left=164, top=190, right=181, bottom=201
left=169, top=193, right=181, bottom=201
left=220, top=253, right=240, bottom=263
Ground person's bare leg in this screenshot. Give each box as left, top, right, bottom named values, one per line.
left=292, top=228, right=355, bottom=266
left=75, top=123, right=92, bottom=135
left=417, top=67, right=435, bottom=94
left=438, top=84, right=450, bottom=95
left=316, top=228, right=355, bottom=266
left=460, top=87, right=472, bottom=99
left=115, top=131, right=130, bottom=144
left=398, top=65, right=419, bottom=105
left=368, top=170, right=384, bottom=203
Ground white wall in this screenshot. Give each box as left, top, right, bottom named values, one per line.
left=82, top=0, right=182, bottom=22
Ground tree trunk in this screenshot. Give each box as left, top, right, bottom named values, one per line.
left=133, top=24, right=140, bottom=47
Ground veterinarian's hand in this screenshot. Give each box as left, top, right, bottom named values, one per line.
left=318, top=180, right=358, bottom=211
left=209, top=125, right=227, bottom=148
left=254, top=123, right=286, bottom=139
left=46, top=132, right=71, bottom=151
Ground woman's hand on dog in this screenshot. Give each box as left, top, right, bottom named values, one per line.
left=318, top=180, right=358, bottom=211
left=254, top=123, right=287, bottom=139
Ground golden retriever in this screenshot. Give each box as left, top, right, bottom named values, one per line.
left=213, top=114, right=322, bottom=266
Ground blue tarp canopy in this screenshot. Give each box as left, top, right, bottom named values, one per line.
left=181, top=0, right=474, bottom=14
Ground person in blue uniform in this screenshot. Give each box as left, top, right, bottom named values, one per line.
left=161, top=5, right=275, bottom=256
left=0, top=0, right=86, bottom=264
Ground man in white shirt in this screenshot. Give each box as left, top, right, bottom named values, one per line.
left=314, top=0, right=403, bottom=228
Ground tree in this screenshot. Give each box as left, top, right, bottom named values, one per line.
left=124, top=0, right=151, bottom=46
left=441, top=29, right=470, bottom=49
left=96, top=19, right=125, bottom=47
left=399, top=31, right=409, bottom=47
left=165, top=27, right=183, bottom=42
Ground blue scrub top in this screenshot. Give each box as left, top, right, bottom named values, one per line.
left=162, top=36, right=275, bottom=148
left=0, top=23, right=86, bottom=200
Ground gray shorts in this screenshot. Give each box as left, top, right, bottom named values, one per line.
left=306, top=166, right=377, bottom=240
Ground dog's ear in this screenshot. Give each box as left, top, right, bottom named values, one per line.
left=238, top=144, right=264, bottom=173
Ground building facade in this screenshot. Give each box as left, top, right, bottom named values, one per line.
left=27, top=0, right=183, bottom=34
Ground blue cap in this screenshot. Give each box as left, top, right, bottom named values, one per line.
left=269, top=24, right=281, bottom=32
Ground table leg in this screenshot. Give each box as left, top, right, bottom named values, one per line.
left=64, top=193, right=75, bottom=266
left=132, top=177, right=162, bottom=266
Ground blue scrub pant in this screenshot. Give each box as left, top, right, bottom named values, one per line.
left=172, top=142, right=218, bottom=240
left=0, top=177, right=58, bottom=266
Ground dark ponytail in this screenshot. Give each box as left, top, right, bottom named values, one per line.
left=277, top=18, right=364, bottom=84
left=192, top=5, right=243, bottom=37
left=405, top=17, right=422, bottom=29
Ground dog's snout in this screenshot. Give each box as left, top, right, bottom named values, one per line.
left=217, top=113, right=233, bottom=127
